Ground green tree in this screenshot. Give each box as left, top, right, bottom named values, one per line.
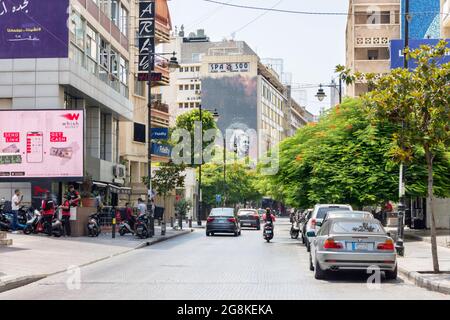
left=338, top=41, right=450, bottom=272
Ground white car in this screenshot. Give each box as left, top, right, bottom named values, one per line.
left=305, top=204, right=353, bottom=252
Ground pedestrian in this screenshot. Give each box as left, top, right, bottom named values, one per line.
left=41, top=192, right=56, bottom=236
left=137, top=198, right=147, bottom=217
left=125, top=202, right=136, bottom=230
left=67, top=185, right=81, bottom=208
left=59, top=195, right=71, bottom=236
left=11, top=189, right=23, bottom=234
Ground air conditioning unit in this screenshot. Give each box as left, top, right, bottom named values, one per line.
left=113, top=164, right=126, bottom=179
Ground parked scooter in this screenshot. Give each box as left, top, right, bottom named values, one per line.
left=119, top=218, right=135, bottom=236
left=24, top=210, right=63, bottom=237
left=0, top=208, right=32, bottom=231
left=290, top=211, right=300, bottom=239
left=263, top=221, right=274, bottom=242
left=135, top=213, right=150, bottom=239
left=87, top=212, right=101, bottom=237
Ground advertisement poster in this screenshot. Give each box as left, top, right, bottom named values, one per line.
left=201, top=75, right=258, bottom=161
left=390, top=39, right=450, bottom=69
left=0, top=110, right=84, bottom=179
left=0, top=0, right=69, bottom=59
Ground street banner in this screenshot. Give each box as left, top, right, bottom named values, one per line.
left=0, top=110, right=84, bottom=179
left=0, top=0, right=69, bottom=59
left=390, top=39, right=450, bottom=69
left=151, top=127, right=169, bottom=140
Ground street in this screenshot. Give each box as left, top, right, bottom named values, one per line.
left=0, top=218, right=447, bottom=300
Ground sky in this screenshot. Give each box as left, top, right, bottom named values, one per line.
left=167, top=0, right=349, bottom=116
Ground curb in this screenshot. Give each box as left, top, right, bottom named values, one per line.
left=0, top=229, right=193, bottom=294
left=398, top=266, right=450, bottom=295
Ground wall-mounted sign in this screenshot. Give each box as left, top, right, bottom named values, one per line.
left=390, top=39, right=450, bottom=69
left=209, top=62, right=250, bottom=73
left=138, top=72, right=162, bottom=82
left=0, top=110, right=84, bottom=179
left=0, top=0, right=69, bottom=59
left=151, top=143, right=171, bottom=157
left=151, top=128, right=169, bottom=140
left=138, top=0, right=155, bottom=75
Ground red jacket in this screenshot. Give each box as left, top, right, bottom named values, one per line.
left=262, top=213, right=276, bottom=222
left=61, top=200, right=71, bottom=217
left=41, top=199, right=55, bottom=216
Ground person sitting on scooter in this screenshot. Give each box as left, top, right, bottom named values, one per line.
left=59, top=195, right=71, bottom=237
left=41, top=192, right=56, bottom=236
left=125, top=202, right=136, bottom=230
left=263, top=208, right=276, bottom=223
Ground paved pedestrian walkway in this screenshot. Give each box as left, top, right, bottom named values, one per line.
left=0, top=226, right=192, bottom=293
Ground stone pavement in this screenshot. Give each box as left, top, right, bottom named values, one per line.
left=386, top=227, right=450, bottom=294
left=0, top=226, right=192, bottom=293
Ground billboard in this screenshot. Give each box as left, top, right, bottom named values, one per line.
left=0, top=110, right=84, bottom=179
left=201, top=75, right=258, bottom=161
left=390, top=39, right=450, bottom=69
left=0, top=0, right=69, bottom=59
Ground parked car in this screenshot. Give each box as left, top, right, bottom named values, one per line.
left=322, top=210, right=373, bottom=225
left=238, top=209, right=261, bottom=230
left=257, top=208, right=265, bottom=219
left=300, top=208, right=313, bottom=244
left=305, top=204, right=353, bottom=252
left=308, top=217, right=397, bottom=280
left=206, top=207, right=241, bottom=237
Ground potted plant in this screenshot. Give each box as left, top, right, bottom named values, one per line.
left=80, top=173, right=96, bottom=207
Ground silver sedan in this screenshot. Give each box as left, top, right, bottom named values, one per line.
left=308, top=217, right=397, bottom=280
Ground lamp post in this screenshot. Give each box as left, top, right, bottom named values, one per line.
left=396, top=0, right=410, bottom=257
left=315, top=76, right=343, bottom=104
left=209, top=109, right=225, bottom=206
left=147, top=52, right=179, bottom=236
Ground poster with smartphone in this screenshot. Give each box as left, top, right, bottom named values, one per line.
left=0, top=110, right=84, bottom=179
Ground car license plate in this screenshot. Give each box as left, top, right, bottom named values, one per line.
left=243, top=223, right=251, bottom=226
left=218, top=220, right=225, bottom=223
left=350, top=242, right=373, bottom=251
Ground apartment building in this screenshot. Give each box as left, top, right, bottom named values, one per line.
left=119, top=0, right=173, bottom=201
left=346, top=0, right=401, bottom=96
left=162, top=30, right=289, bottom=161
left=0, top=0, right=134, bottom=204
left=442, top=0, right=450, bottom=37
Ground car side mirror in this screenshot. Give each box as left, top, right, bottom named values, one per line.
left=386, top=232, right=391, bottom=237
left=306, top=230, right=316, bottom=237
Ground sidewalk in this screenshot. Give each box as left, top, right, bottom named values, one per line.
left=385, top=227, right=450, bottom=294
left=0, top=226, right=193, bottom=293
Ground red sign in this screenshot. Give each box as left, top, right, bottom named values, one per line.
left=138, top=72, right=162, bottom=82
left=50, top=132, right=67, bottom=142
left=4, top=132, right=20, bottom=143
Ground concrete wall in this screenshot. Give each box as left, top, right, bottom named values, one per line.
left=427, top=198, right=450, bottom=229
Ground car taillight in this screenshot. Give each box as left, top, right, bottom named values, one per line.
left=253, top=214, right=259, bottom=219
left=228, top=217, right=236, bottom=223
left=311, top=218, right=316, bottom=227
left=207, top=217, right=214, bottom=222
left=323, top=238, right=343, bottom=249
left=377, top=239, right=394, bottom=251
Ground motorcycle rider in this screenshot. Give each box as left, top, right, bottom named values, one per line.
left=41, top=192, right=56, bottom=236
left=125, top=202, right=136, bottom=230
left=59, top=194, right=71, bottom=237
left=263, top=208, right=276, bottom=224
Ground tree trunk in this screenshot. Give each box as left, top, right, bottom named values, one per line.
left=425, top=148, right=440, bottom=273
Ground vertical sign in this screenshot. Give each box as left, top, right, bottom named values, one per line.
left=138, top=0, right=155, bottom=75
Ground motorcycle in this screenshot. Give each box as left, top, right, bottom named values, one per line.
left=87, top=212, right=101, bottom=237
left=0, top=208, right=32, bottom=231
left=23, top=210, right=63, bottom=237
left=135, top=214, right=150, bottom=239
left=119, top=218, right=135, bottom=236
left=290, top=212, right=301, bottom=239
left=263, top=221, right=274, bottom=242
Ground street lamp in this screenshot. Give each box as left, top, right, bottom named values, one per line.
left=210, top=109, right=226, bottom=207
left=315, top=76, right=343, bottom=104
left=147, top=51, right=179, bottom=236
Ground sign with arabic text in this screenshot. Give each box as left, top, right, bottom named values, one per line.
left=0, top=0, right=69, bottom=59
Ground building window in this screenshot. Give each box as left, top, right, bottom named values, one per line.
left=179, top=85, right=183, bottom=91
left=190, top=102, right=194, bottom=108
left=184, top=84, right=189, bottom=90
left=178, top=103, right=183, bottom=109
left=119, top=5, right=128, bottom=35
left=99, top=0, right=110, bottom=16
left=179, top=67, right=184, bottom=72
left=368, top=49, right=379, bottom=60
left=70, top=11, right=85, bottom=50
left=133, top=122, right=146, bottom=143
left=184, top=103, right=189, bottom=108
left=111, top=0, right=119, bottom=26
left=190, top=67, right=195, bottom=72
left=195, top=84, right=200, bottom=90
left=190, top=84, right=195, bottom=90
left=184, top=67, right=189, bottom=72
left=134, top=76, right=145, bottom=96
left=195, top=66, right=200, bottom=72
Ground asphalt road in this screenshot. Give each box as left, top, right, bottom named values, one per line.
left=0, top=218, right=448, bottom=300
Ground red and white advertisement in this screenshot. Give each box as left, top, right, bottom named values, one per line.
left=0, top=110, right=84, bottom=179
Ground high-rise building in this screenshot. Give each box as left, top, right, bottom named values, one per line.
left=162, top=30, right=293, bottom=161
left=0, top=0, right=134, bottom=204
left=346, top=0, right=401, bottom=96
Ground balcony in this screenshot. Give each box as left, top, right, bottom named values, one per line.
left=151, top=101, right=169, bottom=128
left=155, top=0, right=172, bottom=43
left=354, top=59, right=390, bottom=74
left=354, top=25, right=400, bottom=47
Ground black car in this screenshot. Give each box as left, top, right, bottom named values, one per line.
left=238, top=209, right=260, bottom=230
left=206, top=208, right=241, bottom=237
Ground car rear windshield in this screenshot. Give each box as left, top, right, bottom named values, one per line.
left=210, top=208, right=234, bottom=217
left=317, top=207, right=350, bottom=219
left=239, top=210, right=256, bottom=216
left=331, top=221, right=384, bottom=234
left=328, top=213, right=371, bottom=220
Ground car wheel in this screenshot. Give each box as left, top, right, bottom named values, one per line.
left=309, top=253, right=314, bottom=271
left=234, top=231, right=238, bottom=237
left=385, top=266, right=398, bottom=280
left=238, top=230, right=241, bottom=236
left=314, top=259, right=326, bottom=280
left=206, top=232, right=210, bottom=236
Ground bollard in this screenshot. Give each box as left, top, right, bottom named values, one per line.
left=163, top=222, right=166, bottom=235
left=112, top=217, right=116, bottom=239
left=179, top=215, right=183, bottom=230
left=170, top=217, right=174, bottom=228
left=149, top=215, right=155, bottom=237
left=188, top=218, right=192, bottom=228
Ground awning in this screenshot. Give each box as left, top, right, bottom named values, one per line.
left=93, top=182, right=108, bottom=187
left=108, top=184, right=132, bottom=195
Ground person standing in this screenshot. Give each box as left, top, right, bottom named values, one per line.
left=59, top=195, right=71, bottom=236
left=11, top=189, right=23, bottom=234
left=67, top=185, right=81, bottom=208
left=41, top=192, right=56, bottom=236
left=137, top=198, right=147, bottom=217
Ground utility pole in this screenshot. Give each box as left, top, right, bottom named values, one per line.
left=197, top=104, right=203, bottom=226
left=396, top=0, right=409, bottom=257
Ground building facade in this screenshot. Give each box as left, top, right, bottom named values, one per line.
left=346, top=0, right=401, bottom=96
left=0, top=0, right=134, bottom=205
left=441, top=0, right=450, bottom=37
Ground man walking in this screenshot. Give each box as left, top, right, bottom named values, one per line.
left=11, top=189, right=23, bottom=234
